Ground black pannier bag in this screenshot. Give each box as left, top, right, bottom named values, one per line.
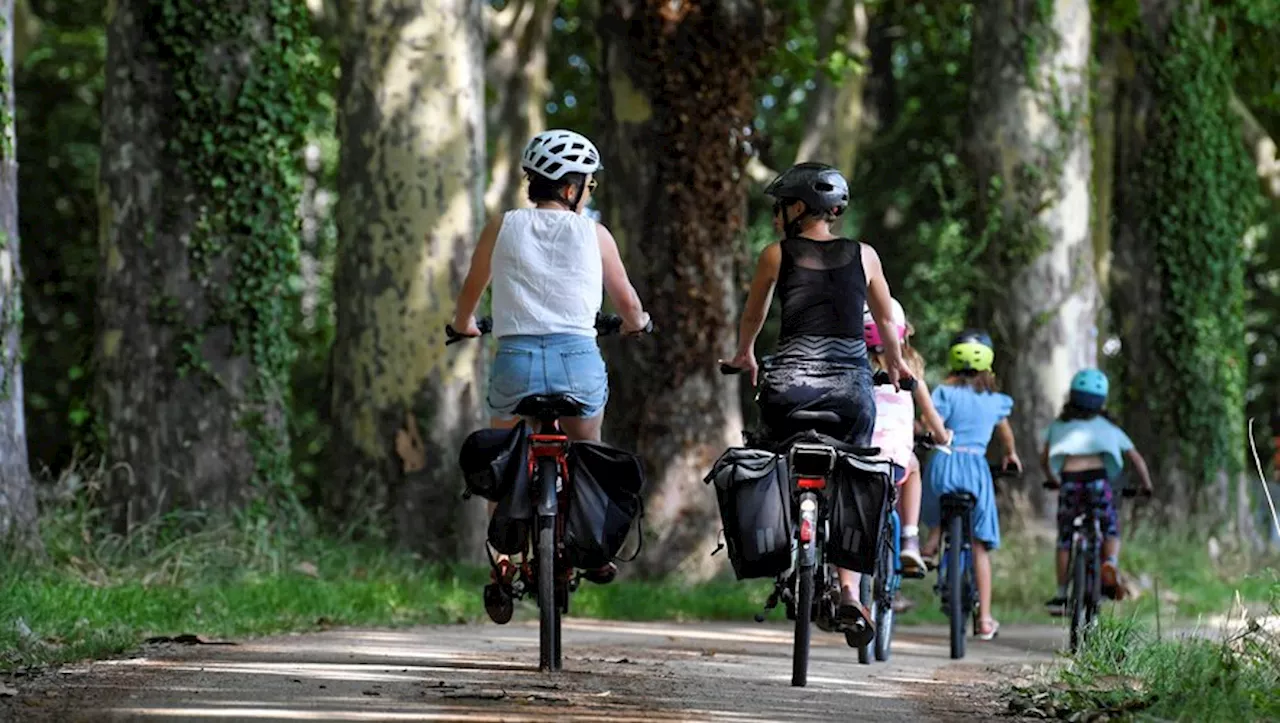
left=705, top=448, right=793, bottom=580
left=563, top=441, right=646, bottom=570
left=826, top=451, right=892, bottom=574
left=458, top=422, right=529, bottom=502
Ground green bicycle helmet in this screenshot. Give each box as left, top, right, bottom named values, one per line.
left=1069, top=368, right=1109, bottom=410
left=948, top=330, right=995, bottom=372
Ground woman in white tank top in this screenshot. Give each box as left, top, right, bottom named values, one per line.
left=451, top=129, right=650, bottom=443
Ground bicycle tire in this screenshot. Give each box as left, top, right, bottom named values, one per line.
left=792, top=565, right=814, bottom=687
left=947, top=513, right=966, bottom=660
left=537, top=515, right=558, bottom=671
left=875, top=535, right=896, bottom=662
left=1069, top=543, right=1087, bottom=653
left=857, top=575, right=872, bottom=665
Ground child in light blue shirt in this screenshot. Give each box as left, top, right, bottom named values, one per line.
left=1040, top=369, right=1153, bottom=615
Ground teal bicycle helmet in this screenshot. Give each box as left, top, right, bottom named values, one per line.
left=948, top=330, right=994, bottom=372
left=1069, top=368, right=1108, bottom=410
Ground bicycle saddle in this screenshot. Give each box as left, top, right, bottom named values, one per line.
left=512, top=394, right=586, bottom=420
left=939, top=491, right=978, bottom=507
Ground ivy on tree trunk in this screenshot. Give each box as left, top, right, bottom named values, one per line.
left=96, top=0, right=315, bottom=530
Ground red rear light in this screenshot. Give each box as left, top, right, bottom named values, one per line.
left=799, top=518, right=813, bottom=543
left=797, top=476, right=826, bottom=490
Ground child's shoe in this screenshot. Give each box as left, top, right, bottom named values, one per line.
left=1101, top=561, right=1126, bottom=601
left=900, top=536, right=926, bottom=578
left=1045, top=596, right=1067, bottom=617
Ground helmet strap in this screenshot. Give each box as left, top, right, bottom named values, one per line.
left=569, top=178, right=587, bottom=213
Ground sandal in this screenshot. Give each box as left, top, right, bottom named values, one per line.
left=976, top=619, right=1000, bottom=641
left=838, top=603, right=876, bottom=648
left=581, top=562, right=618, bottom=585
left=483, top=559, right=517, bottom=625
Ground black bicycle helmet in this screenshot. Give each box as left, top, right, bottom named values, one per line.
left=765, top=162, right=849, bottom=214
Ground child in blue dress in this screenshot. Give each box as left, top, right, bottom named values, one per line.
left=920, top=330, right=1021, bottom=640
left=1040, top=368, right=1153, bottom=614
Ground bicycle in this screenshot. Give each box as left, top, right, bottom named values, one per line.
left=855, top=384, right=926, bottom=666
left=1043, top=477, right=1149, bottom=652
left=720, top=361, right=901, bottom=686
left=916, top=437, right=1020, bottom=661
left=445, top=312, right=650, bottom=672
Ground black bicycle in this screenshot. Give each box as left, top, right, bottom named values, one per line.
left=722, top=362, right=906, bottom=686
left=1044, top=478, right=1148, bottom=652
left=446, top=312, right=650, bottom=672
left=929, top=459, right=1020, bottom=660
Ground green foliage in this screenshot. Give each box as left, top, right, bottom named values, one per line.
left=151, top=0, right=320, bottom=509
left=1133, top=5, right=1255, bottom=483
left=15, top=2, right=106, bottom=465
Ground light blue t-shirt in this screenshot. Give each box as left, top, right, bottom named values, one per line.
left=1042, top=416, right=1134, bottom=480
left=932, top=384, right=1014, bottom=449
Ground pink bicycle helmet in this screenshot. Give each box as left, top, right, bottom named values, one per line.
left=863, top=299, right=907, bottom=351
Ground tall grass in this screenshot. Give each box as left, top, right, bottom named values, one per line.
left=1008, top=584, right=1280, bottom=721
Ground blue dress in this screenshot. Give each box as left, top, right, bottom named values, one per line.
left=921, top=384, right=1014, bottom=549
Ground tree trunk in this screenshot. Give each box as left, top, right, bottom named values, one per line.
left=966, top=0, right=1096, bottom=525
left=0, top=0, right=39, bottom=550
left=330, top=0, right=486, bottom=559
left=1110, top=1, right=1251, bottom=525
left=484, top=0, right=558, bottom=216
left=793, top=0, right=869, bottom=180
left=96, top=0, right=310, bottom=530
left=596, top=0, right=772, bottom=579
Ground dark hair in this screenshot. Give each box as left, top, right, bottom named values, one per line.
left=775, top=198, right=842, bottom=226
left=527, top=170, right=586, bottom=204
left=945, top=369, right=999, bottom=393
left=1058, top=402, right=1115, bottom=423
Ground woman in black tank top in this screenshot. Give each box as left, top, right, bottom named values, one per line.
left=721, top=163, right=915, bottom=644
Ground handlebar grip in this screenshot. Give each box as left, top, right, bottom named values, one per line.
left=872, top=371, right=917, bottom=390
left=444, top=317, right=493, bottom=345
left=720, top=363, right=745, bottom=375
left=1121, top=487, right=1152, bottom=499
left=1043, top=481, right=1061, bottom=490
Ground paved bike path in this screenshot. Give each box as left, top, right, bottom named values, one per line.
left=6, top=620, right=1065, bottom=721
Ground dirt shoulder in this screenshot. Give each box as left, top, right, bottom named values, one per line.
left=2, top=620, right=1066, bottom=722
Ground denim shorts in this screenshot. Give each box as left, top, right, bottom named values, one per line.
left=488, top=334, right=608, bottom=419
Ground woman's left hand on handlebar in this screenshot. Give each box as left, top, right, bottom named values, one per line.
left=720, top=349, right=758, bottom=386
left=451, top=316, right=482, bottom=338
left=622, top=311, right=652, bottom=336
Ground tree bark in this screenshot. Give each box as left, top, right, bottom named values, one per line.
left=793, top=0, right=869, bottom=180
left=97, top=0, right=306, bottom=530
left=596, top=0, right=772, bottom=579
left=484, top=0, right=558, bottom=216
left=966, top=0, right=1096, bottom=524
left=0, top=0, right=40, bottom=550
left=1110, top=0, right=1250, bottom=524
left=330, top=0, right=487, bottom=559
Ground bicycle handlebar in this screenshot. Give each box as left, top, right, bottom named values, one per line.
left=718, top=363, right=916, bottom=391
left=1042, top=479, right=1152, bottom=498
left=445, top=313, right=652, bottom=345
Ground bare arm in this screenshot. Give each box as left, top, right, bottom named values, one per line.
left=1125, top=448, right=1154, bottom=491
left=912, top=378, right=951, bottom=444
left=598, top=224, right=649, bottom=331
left=861, top=244, right=910, bottom=386
left=736, top=243, right=781, bottom=357
left=1041, top=442, right=1057, bottom=486
left=452, top=216, right=502, bottom=330
left=996, top=418, right=1022, bottom=470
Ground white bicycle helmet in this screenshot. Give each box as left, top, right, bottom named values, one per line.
left=521, top=130, right=602, bottom=180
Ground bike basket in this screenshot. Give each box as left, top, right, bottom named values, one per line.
left=705, top=447, right=792, bottom=580
left=827, top=452, right=892, bottom=574
left=458, top=422, right=530, bottom=502
left=564, top=441, right=646, bottom=570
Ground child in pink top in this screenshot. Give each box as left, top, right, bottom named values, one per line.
left=865, top=299, right=951, bottom=576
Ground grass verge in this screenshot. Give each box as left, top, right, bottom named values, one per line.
left=1006, top=588, right=1280, bottom=722
left=2, top=502, right=1275, bottom=672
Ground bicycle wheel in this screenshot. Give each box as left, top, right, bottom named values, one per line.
left=1069, top=543, right=1087, bottom=653
left=537, top=515, right=559, bottom=671
left=874, top=538, right=896, bottom=662
left=947, top=513, right=966, bottom=660
left=792, top=565, right=814, bottom=687
left=857, top=575, right=872, bottom=665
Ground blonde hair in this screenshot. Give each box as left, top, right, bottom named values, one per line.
left=872, top=322, right=927, bottom=379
